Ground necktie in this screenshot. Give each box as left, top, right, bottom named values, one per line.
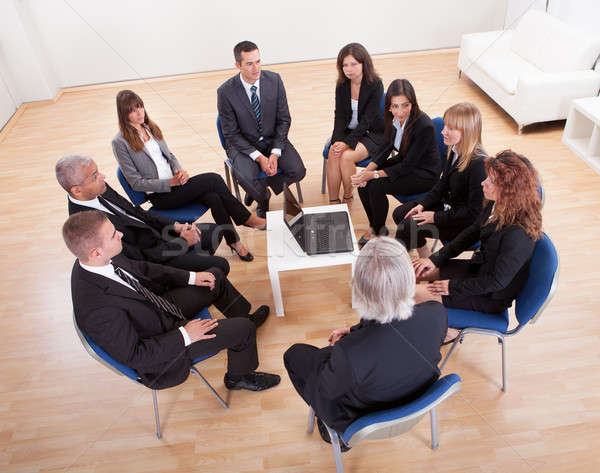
left=113, top=265, right=184, bottom=320
left=250, top=85, right=262, bottom=134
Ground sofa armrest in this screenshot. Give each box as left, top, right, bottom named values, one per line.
left=515, top=70, right=600, bottom=124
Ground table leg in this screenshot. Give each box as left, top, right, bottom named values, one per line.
left=351, top=258, right=356, bottom=308
left=269, top=267, right=285, bottom=317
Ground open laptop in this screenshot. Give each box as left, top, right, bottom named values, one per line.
left=283, top=183, right=353, bottom=255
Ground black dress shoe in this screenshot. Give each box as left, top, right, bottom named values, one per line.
left=224, top=372, right=281, bottom=391
left=358, top=236, right=369, bottom=248
left=256, top=206, right=267, bottom=219
left=317, top=418, right=351, bottom=452
left=229, top=245, right=254, bottom=262
left=244, top=193, right=254, bottom=206
left=249, top=305, right=270, bottom=328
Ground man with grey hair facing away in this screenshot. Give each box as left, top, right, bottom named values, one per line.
left=284, top=237, right=447, bottom=449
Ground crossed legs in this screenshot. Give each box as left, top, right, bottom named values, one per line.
left=326, top=142, right=369, bottom=204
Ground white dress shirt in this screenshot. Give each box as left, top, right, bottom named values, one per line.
left=68, top=195, right=144, bottom=223
left=239, top=73, right=281, bottom=160
left=348, top=99, right=359, bottom=130
left=142, top=129, right=174, bottom=192
left=392, top=117, right=406, bottom=151
left=79, top=260, right=194, bottom=346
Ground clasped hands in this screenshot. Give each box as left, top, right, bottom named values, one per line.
left=412, top=258, right=450, bottom=296
left=257, top=154, right=279, bottom=176
left=350, top=169, right=373, bottom=188
left=403, top=204, right=434, bottom=226
left=174, top=222, right=201, bottom=246
left=169, top=169, right=189, bottom=187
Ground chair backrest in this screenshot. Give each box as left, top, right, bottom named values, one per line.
left=514, top=233, right=559, bottom=327
left=73, top=313, right=139, bottom=381
left=117, top=167, right=147, bottom=207
left=431, top=117, right=447, bottom=168
left=216, top=116, right=226, bottom=150
left=341, top=374, right=461, bottom=445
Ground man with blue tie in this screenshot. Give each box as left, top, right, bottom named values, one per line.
left=217, top=41, right=306, bottom=218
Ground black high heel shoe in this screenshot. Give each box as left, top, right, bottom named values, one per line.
left=229, top=245, right=254, bottom=262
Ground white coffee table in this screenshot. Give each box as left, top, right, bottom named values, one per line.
left=266, top=204, right=359, bottom=317
left=563, top=96, right=600, bottom=174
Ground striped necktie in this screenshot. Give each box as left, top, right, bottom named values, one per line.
left=250, top=85, right=262, bottom=134
left=113, top=265, right=184, bottom=320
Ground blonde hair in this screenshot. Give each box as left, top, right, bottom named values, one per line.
left=352, top=237, right=416, bottom=323
left=443, top=102, right=483, bottom=172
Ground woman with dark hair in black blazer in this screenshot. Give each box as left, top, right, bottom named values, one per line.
left=393, top=102, right=487, bottom=257
left=413, top=150, right=543, bottom=342
left=352, top=79, right=440, bottom=246
left=112, top=90, right=265, bottom=262
left=326, top=43, right=384, bottom=207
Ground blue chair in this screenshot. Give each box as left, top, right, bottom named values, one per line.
left=320, top=94, right=386, bottom=194
left=307, top=374, right=462, bottom=473
left=216, top=117, right=303, bottom=203
left=73, top=307, right=228, bottom=439
left=392, top=116, right=447, bottom=203
left=440, top=232, right=559, bottom=392
left=116, top=168, right=208, bottom=224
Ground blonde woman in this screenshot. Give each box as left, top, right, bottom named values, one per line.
left=393, top=102, right=487, bottom=257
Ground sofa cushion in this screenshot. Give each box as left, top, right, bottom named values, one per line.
left=476, top=51, right=541, bottom=95
left=511, top=10, right=600, bottom=73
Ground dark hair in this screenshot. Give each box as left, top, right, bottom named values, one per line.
left=62, top=210, right=108, bottom=260
left=116, top=90, right=163, bottom=152
left=383, top=79, right=420, bottom=155
left=484, top=150, right=542, bottom=240
left=234, top=41, right=259, bottom=63
left=336, top=43, right=380, bottom=85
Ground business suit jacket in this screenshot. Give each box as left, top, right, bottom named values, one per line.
left=430, top=202, right=536, bottom=304
left=331, top=78, right=384, bottom=149
left=68, top=184, right=188, bottom=264
left=303, top=302, right=447, bottom=432
left=420, top=149, right=487, bottom=230
left=112, top=131, right=182, bottom=193
left=371, top=111, right=440, bottom=181
left=217, top=70, right=292, bottom=156
left=72, top=254, right=193, bottom=389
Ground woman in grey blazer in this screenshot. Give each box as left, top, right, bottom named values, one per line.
left=112, top=90, right=264, bottom=261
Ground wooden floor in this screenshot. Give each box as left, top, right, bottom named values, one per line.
left=1, top=49, right=599, bottom=473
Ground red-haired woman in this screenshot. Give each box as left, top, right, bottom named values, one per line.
left=412, top=150, right=543, bottom=342
left=112, top=90, right=264, bottom=262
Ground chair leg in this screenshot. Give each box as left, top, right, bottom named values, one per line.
left=430, top=407, right=438, bottom=450
left=431, top=238, right=440, bottom=253
left=307, top=407, right=316, bottom=434
left=439, top=330, right=464, bottom=371
left=500, top=337, right=507, bottom=392
left=326, top=424, right=345, bottom=473
left=232, top=173, right=242, bottom=202
left=190, top=366, right=229, bottom=409
left=224, top=162, right=232, bottom=192
left=296, top=182, right=304, bottom=203
left=321, top=158, right=327, bottom=194
left=152, top=389, right=162, bottom=439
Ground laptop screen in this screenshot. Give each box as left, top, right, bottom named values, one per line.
left=283, top=184, right=303, bottom=228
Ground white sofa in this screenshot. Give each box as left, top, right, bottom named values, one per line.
left=458, top=10, right=600, bottom=133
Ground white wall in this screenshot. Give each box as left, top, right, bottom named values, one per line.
left=1, top=0, right=507, bottom=129
left=504, top=0, right=546, bottom=28
left=506, top=0, right=600, bottom=35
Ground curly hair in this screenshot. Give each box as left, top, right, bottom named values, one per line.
left=485, top=150, right=542, bottom=240
left=116, top=90, right=163, bottom=152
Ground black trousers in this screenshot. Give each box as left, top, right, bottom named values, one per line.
left=166, top=249, right=230, bottom=276
left=392, top=201, right=463, bottom=250
left=149, top=173, right=251, bottom=245
left=284, top=343, right=331, bottom=408
left=166, top=266, right=258, bottom=376
left=358, top=174, right=436, bottom=234
left=228, top=138, right=306, bottom=205
left=440, top=260, right=510, bottom=314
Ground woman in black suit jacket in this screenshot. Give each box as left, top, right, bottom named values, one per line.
left=394, top=102, right=487, bottom=257
left=413, top=150, right=543, bottom=342
left=112, top=90, right=265, bottom=262
left=284, top=237, right=446, bottom=445
left=326, top=43, right=384, bottom=206
left=352, top=79, right=440, bottom=244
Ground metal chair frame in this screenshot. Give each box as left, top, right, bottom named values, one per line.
left=439, top=233, right=560, bottom=392
left=73, top=312, right=228, bottom=439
